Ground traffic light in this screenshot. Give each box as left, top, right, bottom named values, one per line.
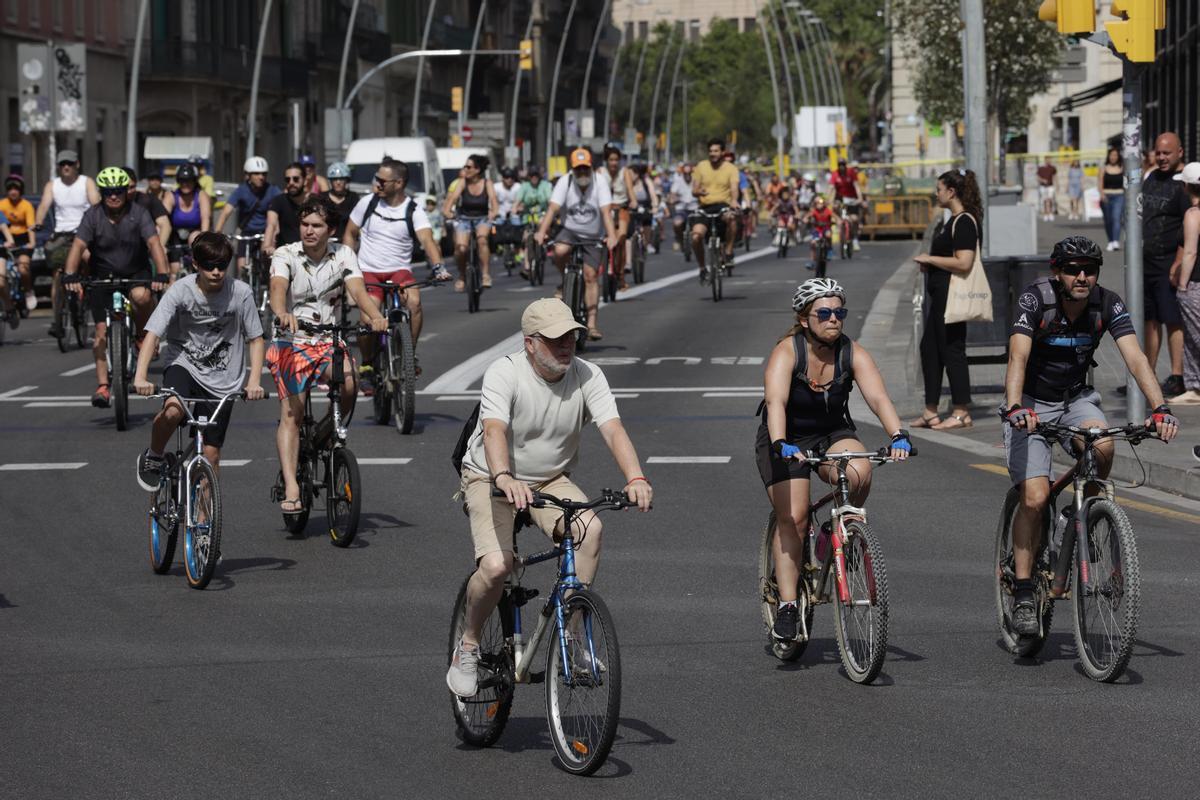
left=1106, top=0, right=1158, bottom=62
left=519, top=39, right=534, bottom=70
left=451, top=85, right=463, bottom=113
left=1037, top=0, right=1095, bottom=35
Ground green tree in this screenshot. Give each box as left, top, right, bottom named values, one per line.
left=894, top=0, right=1062, bottom=180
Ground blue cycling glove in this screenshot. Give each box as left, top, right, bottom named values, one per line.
left=773, top=439, right=802, bottom=459
left=890, top=430, right=911, bottom=454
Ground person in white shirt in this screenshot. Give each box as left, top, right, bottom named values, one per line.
left=534, top=148, right=619, bottom=341
left=446, top=297, right=653, bottom=698
left=266, top=201, right=387, bottom=513
left=494, top=167, right=522, bottom=225
left=35, top=150, right=100, bottom=335
left=669, top=163, right=699, bottom=255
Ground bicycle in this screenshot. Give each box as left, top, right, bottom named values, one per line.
left=810, top=228, right=832, bottom=278
left=772, top=218, right=792, bottom=259
left=448, top=487, right=642, bottom=775
left=51, top=268, right=89, bottom=353
left=79, top=277, right=153, bottom=431
left=837, top=200, right=861, bottom=260
left=740, top=201, right=757, bottom=252
left=694, top=209, right=728, bottom=302
left=629, top=206, right=652, bottom=285
left=562, top=238, right=606, bottom=351
left=0, top=249, right=25, bottom=344
left=493, top=219, right=523, bottom=278
left=521, top=212, right=548, bottom=287
left=759, top=446, right=912, bottom=684
left=269, top=320, right=363, bottom=546
left=365, top=277, right=441, bottom=434
left=994, top=419, right=1156, bottom=682
left=459, top=220, right=487, bottom=314
left=147, top=387, right=258, bottom=589
left=230, top=233, right=271, bottom=328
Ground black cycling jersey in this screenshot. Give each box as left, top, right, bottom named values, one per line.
left=1010, top=277, right=1136, bottom=401
left=760, top=332, right=855, bottom=438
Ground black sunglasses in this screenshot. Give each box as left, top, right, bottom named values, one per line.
left=285, top=175, right=304, bottom=183
left=1062, top=262, right=1100, bottom=277
left=373, top=174, right=395, bottom=185
left=813, top=307, right=848, bottom=322
left=197, top=260, right=230, bottom=272
left=99, top=187, right=126, bottom=197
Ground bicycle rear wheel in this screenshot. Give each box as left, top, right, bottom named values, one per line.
left=563, top=270, right=586, bottom=350
left=632, top=238, right=646, bottom=284
left=278, top=463, right=312, bottom=534
left=371, top=349, right=391, bottom=425
left=546, top=589, right=621, bottom=776
left=759, top=512, right=813, bottom=662
left=327, top=447, right=361, bottom=547
left=832, top=520, right=889, bottom=684
left=1072, top=499, right=1140, bottom=682
left=391, top=322, right=416, bottom=434
left=184, top=460, right=222, bottom=589
left=448, top=573, right=515, bottom=747
left=994, top=487, right=1053, bottom=657
left=71, top=297, right=88, bottom=348
left=53, top=282, right=69, bottom=353
left=466, top=261, right=481, bottom=313
left=148, top=477, right=178, bottom=574
left=111, top=320, right=130, bottom=431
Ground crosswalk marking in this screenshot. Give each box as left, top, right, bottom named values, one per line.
left=221, top=459, right=252, bottom=467
left=0, top=462, right=87, bottom=471
left=646, top=456, right=731, bottom=464
left=0, top=385, right=37, bottom=399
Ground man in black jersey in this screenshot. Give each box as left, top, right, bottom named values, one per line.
left=1001, top=236, right=1179, bottom=636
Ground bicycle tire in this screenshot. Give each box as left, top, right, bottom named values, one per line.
left=112, top=320, right=130, bottom=431
left=392, top=322, right=416, bottom=435
left=831, top=520, right=888, bottom=684
left=448, top=573, right=515, bottom=747
left=148, top=477, right=178, bottom=574
left=327, top=447, right=361, bottom=547
left=707, top=241, right=722, bottom=302
left=71, top=297, right=88, bottom=349
left=466, top=261, right=480, bottom=313
left=563, top=270, right=585, bottom=349
left=993, top=487, right=1053, bottom=657
left=279, top=464, right=312, bottom=534
left=759, top=512, right=813, bottom=662
left=632, top=238, right=646, bottom=284
left=183, top=459, right=222, bottom=589
left=602, top=261, right=617, bottom=304
left=546, top=589, right=621, bottom=776
left=53, top=282, right=69, bottom=353
left=525, top=238, right=540, bottom=287
left=371, top=349, right=391, bottom=425
left=1072, top=499, right=1140, bottom=682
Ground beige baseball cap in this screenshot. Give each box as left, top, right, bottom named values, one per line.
left=521, top=298, right=586, bottom=338
left=1173, top=162, right=1200, bottom=185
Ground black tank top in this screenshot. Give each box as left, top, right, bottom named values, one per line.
left=1102, top=170, right=1123, bottom=191
left=759, top=333, right=855, bottom=438
left=458, top=181, right=489, bottom=217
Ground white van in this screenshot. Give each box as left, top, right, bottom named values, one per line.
left=436, top=146, right=498, bottom=189
left=344, top=137, right=444, bottom=203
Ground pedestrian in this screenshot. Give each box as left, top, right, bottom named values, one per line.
left=1099, top=146, right=1125, bottom=251
left=911, top=168, right=983, bottom=431
left=1141, top=132, right=1191, bottom=399
left=1037, top=156, right=1057, bottom=222
left=1171, top=161, right=1200, bottom=404
left=1067, top=159, right=1084, bottom=221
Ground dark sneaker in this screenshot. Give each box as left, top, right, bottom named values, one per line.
left=91, top=384, right=111, bottom=409
left=48, top=322, right=64, bottom=338
left=136, top=448, right=166, bottom=492
left=1011, top=599, right=1040, bottom=637
left=699, top=268, right=708, bottom=286
left=1162, top=374, right=1185, bottom=399
left=772, top=603, right=799, bottom=641
left=446, top=638, right=480, bottom=698
left=3, top=311, right=18, bottom=330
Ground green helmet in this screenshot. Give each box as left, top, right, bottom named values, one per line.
left=96, top=166, right=131, bottom=189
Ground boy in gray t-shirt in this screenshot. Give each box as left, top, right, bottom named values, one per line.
left=132, top=233, right=267, bottom=490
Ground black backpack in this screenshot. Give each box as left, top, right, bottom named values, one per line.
left=450, top=402, right=481, bottom=475
left=361, top=194, right=427, bottom=265
left=756, top=333, right=854, bottom=418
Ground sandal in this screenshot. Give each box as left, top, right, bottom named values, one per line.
left=280, top=498, right=303, bottom=513
left=588, top=327, right=603, bottom=341
left=932, top=413, right=973, bottom=431
left=910, top=413, right=941, bottom=429
left=482, top=274, right=493, bottom=288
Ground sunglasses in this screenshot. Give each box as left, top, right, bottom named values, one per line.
left=373, top=174, right=395, bottom=185
left=813, top=307, right=848, bottom=322
left=285, top=175, right=304, bottom=183
left=99, top=187, right=126, bottom=198
left=197, top=260, right=230, bottom=272
left=1062, top=263, right=1100, bottom=277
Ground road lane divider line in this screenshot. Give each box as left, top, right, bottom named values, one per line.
left=425, top=246, right=778, bottom=393
left=356, top=458, right=413, bottom=465
left=702, top=391, right=761, bottom=398
left=646, top=456, right=731, bottom=464
left=222, top=460, right=252, bottom=467
left=0, top=385, right=37, bottom=399
left=0, top=462, right=87, bottom=471
left=612, top=393, right=640, bottom=399
left=59, top=364, right=95, bottom=377
left=24, top=401, right=95, bottom=408
left=968, top=463, right=1200, bottom=524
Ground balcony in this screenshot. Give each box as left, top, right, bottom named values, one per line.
left=141, top=41, right=309, bottom=97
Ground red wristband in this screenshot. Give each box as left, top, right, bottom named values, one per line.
left=626, top=476, right=650, bottom=487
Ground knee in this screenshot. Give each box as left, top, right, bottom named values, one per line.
left=475, top=551, right=513, bottom=585
left=1019, top=482, right=1050, bottom=512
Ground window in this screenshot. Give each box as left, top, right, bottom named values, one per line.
left=743, top=18, right=756, bottom=32
left=30, top=0, right=40, bottom=26
left=53, top=0, right=63, bottom=31
left=5, top=0, right=16, bottom=25
left=689, top=20, right=700, bottom=42
left=624, top=21, right=633, bottom=42
left=95, top=0, right=105, bottom=41
left=637, top=20, right=648, bottom=40
left=74, top=0, right=84, bottom=35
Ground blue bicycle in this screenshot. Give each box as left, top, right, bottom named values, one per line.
left=448, top=488, right=638, bottom=775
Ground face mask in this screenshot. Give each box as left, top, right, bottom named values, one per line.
left=575, top=174, right=591, bottom=189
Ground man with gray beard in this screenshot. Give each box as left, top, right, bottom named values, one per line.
left=446, top=297, right=652, bottom=698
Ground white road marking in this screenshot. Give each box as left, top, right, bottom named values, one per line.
left=424, top=246, right=777, bottom=393
left=0, top=385, right=37, bottom=399
left=702, top=392, right=761, bottom=398
left=23, top=401, right=95, bottom=408
left=221, top=459, right=252, bottom=467
left=612, top=393, right=640, bottom=399
left=420, top=332, right=440, bottom=341
left=59, top=364, right=95, bottom=377
left=0, top=462, right=88, bottom=471
left=435, top=394, right=479, bottom=401
left=356, top=458, right=413, bottom=465
left=646, top=456, right=731, bottom=464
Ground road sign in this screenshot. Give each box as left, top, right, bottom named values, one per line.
left=771, top=123, right=788, bottom=139
left=623, top=126, right=638, bottom=154
left=462, top=125, right=473, bottom=142
left=18, top=42, right=87, bottom=132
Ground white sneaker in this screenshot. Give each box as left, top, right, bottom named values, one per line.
left=853, top=239, right=861, bottom=251
left=446, top=638, right=480, bottom=697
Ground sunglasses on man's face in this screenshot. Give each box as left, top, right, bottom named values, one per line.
left=373, top=174, right=395, bottom=185
left=813, top=307, right=848, bottom=322
left=1063, top=262, right=1100, bottom=277
left=58, top=161, right=77, bottom=168
left=285, top=175, right=304, bottom=184
left=100, top=187, right=126, bottom=198
left=197, top=260, right=230, bottom=273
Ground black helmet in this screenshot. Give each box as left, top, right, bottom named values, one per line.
left=500, top=167, right=516, bottom=180
left=176, top=164, right=198, bottom=182
left=1050, top=236, right=1102, bottom=269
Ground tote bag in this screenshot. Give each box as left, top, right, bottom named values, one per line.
left=943, top=213, right=993, bottom=324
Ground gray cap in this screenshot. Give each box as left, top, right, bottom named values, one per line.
left=57, top=150, right=79, bottom=164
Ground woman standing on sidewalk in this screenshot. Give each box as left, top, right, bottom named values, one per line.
left=1172, top=162, right=1200, bottom=405
left=1099, top=147, right=1125, bottom=251
left=1067, top=160, right=1084, bottom=221
left=911, top=169, right=983, bottom=431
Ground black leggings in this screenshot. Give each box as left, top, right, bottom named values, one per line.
left=920, top=277, right=971, bottom=407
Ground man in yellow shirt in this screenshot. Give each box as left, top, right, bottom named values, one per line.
left=690, top=137, right=741, bottom=281
left=1, top=174, right=38, bottom=312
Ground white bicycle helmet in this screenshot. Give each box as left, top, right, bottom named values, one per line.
left=327, top=161, right=351, bottom=179
left=792, top=278, right=846, bottom=312
left=243, top=155, right=269, bottom=174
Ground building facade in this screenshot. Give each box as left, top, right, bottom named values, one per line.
left=1141, top=0, right=1198, bottom=160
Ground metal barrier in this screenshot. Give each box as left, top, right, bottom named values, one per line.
left=861, top=194, right=935, bottom=240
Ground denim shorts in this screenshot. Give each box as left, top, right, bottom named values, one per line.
left=454, top=217, right=490, bottom=235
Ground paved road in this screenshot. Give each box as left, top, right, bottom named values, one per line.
left=2, top=234, right=1197, bottom=797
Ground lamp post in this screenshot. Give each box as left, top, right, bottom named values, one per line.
left=580, top=0, right=613, bottom=108
left=647, top=36, right=675, bottom=164
left=460, top=0, right=489, bottom=134
left=246, top=0, right=275, bottom=162
left=663, top=39, right=687, bottom=164
left=409, top=0, right=439, bottom=136
left=626, top=34, right=650, bottom=138
left=544, top=0, right=580, bottom=160
left=756, top=5, right=786, bottom=178
left=766, top=6, right=797, bottom=161
left=335, top=0, right=361, bottom=107
left=345, top=50, right=520, bottom=110
left=508, top=10, right=538, bottom=156
left=125, top=0, right=149, bottom=168
left=602, top=26, right=626, bottom=141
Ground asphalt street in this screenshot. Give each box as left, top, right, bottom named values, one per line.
left=2, top=232, right=1198, bottom=797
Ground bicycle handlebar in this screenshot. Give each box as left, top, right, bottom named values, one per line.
left=788, top=445, right=917, bottom=464
left=490, top=486, right=648, bottom=512
left=1027, top=419, right=1160, bottom=443
left=363, top=277, right=445, bottom=291
left=150, top=387, right=266, bottom=424
left=229, top=233, right=264, bottom=242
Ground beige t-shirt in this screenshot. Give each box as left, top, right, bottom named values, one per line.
left=463, top=352, right=620, bottom=482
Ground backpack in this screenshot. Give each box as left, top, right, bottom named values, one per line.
left=1028, top=276, right=1105, bottom=342
left=361, top=194, right=427, bottom=265
left=756, top=333, right=854, bottom=418
left=450, top=401, right=481, bottom=475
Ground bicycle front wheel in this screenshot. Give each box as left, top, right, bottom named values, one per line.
left=546, top=589, right=621, bottom=776
left=994, top=487, right=1052, bottom=657
left=111, top=321, right=130, bottom=431
left=391, top=322, right=416, bottom=434
left=71, top=297, right=87, bottom=349
left=632, top=239, right=646, bottom=284
left=371, top=349, right=391, bottom=426
left=1072, top=499, right=1140, bottom=682
left=832, top=520, right=889, bottom=684
left=759, top=512, right=813, bottom=662
left=448, top=573, right=515, bottom=747
left=148, top=478, right=178, bottom=574
left=184, top=460, right=222, bottom=589
left=53, top=280, right=69, bottom=353
left=327, top=447, right=361, bottom=547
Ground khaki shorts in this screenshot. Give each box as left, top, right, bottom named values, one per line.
left=461, top=468, right=587, bottom=560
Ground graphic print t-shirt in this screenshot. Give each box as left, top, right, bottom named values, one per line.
left=550, top=174, right=613, bottom=239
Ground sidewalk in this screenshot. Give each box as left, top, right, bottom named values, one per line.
left=860, top=215, right=1200, bottom=501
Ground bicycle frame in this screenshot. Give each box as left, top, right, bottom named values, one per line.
left=156, top=389, right=243, bottom=538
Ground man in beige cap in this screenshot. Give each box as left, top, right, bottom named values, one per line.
left=447, top=297, right=652, bottom=698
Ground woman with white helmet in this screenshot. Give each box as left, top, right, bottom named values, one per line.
left=756, top=277, right=912, bottom=642
left=214, top=155, right=282, bottom=275
left=321, top=161, right=360, bottom=240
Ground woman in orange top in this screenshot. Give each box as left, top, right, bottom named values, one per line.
left=1, top=175, right=38, bottom=312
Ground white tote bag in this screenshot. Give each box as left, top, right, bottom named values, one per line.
left=943, top=213, right=993, bottom=324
